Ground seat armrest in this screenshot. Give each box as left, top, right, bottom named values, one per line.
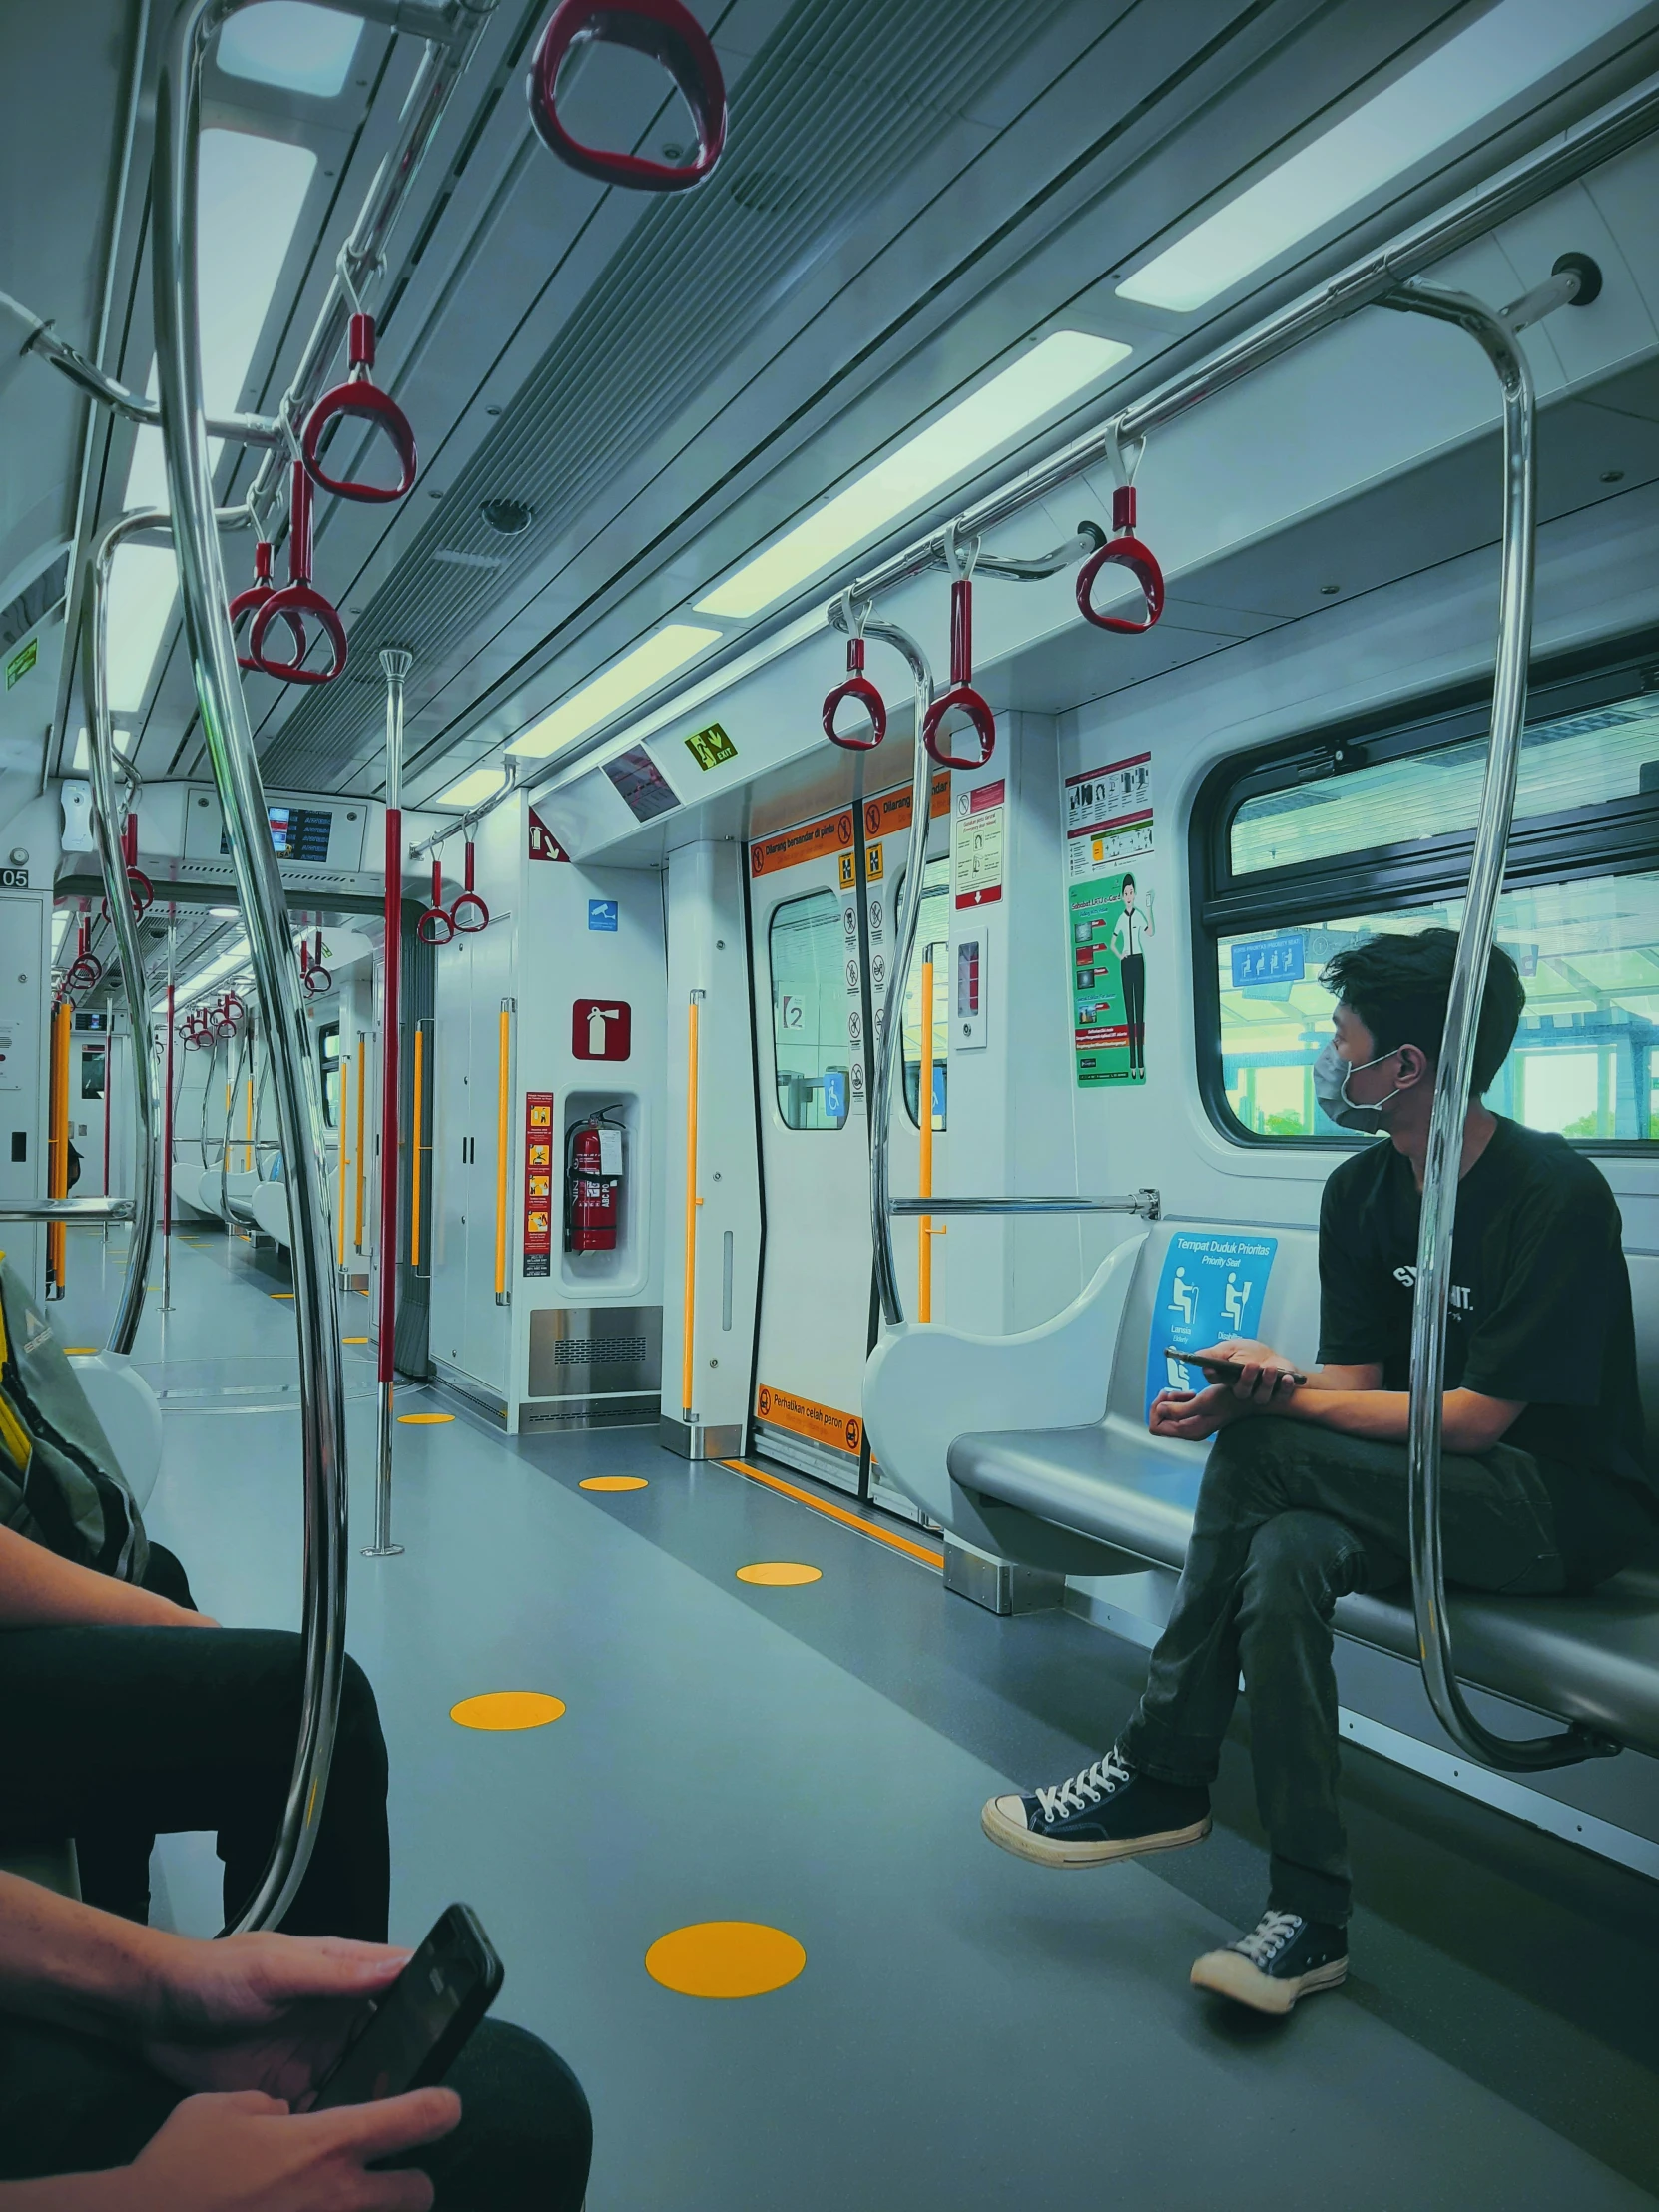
left=863, top=1236, right=1145, bottom=1529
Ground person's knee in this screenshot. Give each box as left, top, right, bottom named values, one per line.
left=418, top=2019, right=592, bottom=2210
left=1240, top=1509, right=1362, bottom=1618
left=1195, top=1415, right=1291, bottom=1517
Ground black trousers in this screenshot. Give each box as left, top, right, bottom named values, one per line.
left=1119, top=951, right=1145, bottom=1071
left=0, top=1544, right=390, bottom=1939
left=0, top=2012, right=592, bottom=2210
left=1118, top=1417, right=1658, bottom=1925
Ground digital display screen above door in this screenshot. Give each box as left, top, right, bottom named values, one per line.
left=220, top=806, right=332, bottom=862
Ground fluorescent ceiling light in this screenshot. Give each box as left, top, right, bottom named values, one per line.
left=217, top=4, right=364, bottom=96
left=696, top=331, right=1132, bottom=621
left=69, top=726, right=135, bottom=772
left=179, top=939, right=251, bottom=1003
left=116, top=130, right=316, bottom=716
left=433, top=765, right=509, bottom=808
left=1116, top=0, right=1648, bottom=312
left=509, top=625, right=721, bottom=760
left=209, top=906, right=240, bottom=919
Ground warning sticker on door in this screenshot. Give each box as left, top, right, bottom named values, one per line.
left=1143, top=1232, right=1277, bottom=1419
left=755, top=1383, right=862, bottom=1457
left=523, top=1092, right=555, bottom=1279
left=952, top=778, right=1004, bottom=908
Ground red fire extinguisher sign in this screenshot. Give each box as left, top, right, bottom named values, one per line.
left=523, top=1093, right=554, bottom=1277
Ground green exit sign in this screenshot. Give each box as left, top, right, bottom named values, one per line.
left=5, top=637, right=37, bottom=690
left=684, top=721, right=737, bottom=772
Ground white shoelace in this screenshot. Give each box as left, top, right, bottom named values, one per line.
left=1034, top=1750, right=1133, bottom=1825
left=1234, top=1910, right=1303, bottom=1965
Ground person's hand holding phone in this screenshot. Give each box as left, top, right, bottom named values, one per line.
left=116, top=2084, right=459, bottom=2212
left=1181, top=1341, right=1305, bottom=1405
left=138, top=1932, right=417, bottom=2103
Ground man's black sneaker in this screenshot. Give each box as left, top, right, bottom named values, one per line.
left=1190, top=1909, right=1349, bottom=2015
left=981, top=1750, right=1211, bottom=1868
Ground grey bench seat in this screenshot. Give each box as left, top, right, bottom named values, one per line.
left=864, top=1220, right=1659, bottom=1765
left=950, top=1416, right=1659, bottom=1760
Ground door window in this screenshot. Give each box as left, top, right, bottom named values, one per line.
left=769, top=889, right=850, bottom=1130
left=897, top=858, right=951, bottom=1129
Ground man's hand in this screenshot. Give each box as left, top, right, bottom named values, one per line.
left=1183, top=1341, right=1301, bottom=1407
left=140, top=1934, right=413, bottom=2104
left=1148, top=1384, right=1244, bottom=1442
left=119, top=2086, right=459, bottom=2211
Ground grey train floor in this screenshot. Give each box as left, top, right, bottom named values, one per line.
left=49, top=1225, right=1659, bottom=2210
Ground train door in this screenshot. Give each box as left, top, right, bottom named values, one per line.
left=748, top=772, right=945, bottom=1500
left=429, top=918, right=514, bottom=1400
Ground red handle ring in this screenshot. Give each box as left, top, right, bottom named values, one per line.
left=417, top=903, right=455, bottom=946
left=919, top=576, right=996, bottom=769
left=1077, top=491, right=1164, bottom=633
left=527, top=0, right=728, bottom=192
left=248, top=464, right=349, bottom=684
left=127, top=869, right=153, bottom=915
left=300, top=314, right=418, bottom=504
left=823, top=636, right=887, bottom=751
left=450, top=841, right=489, bottom=933
left=303, top=964, right=332, bottom=995
left=230, top=542, right=307, bottom=673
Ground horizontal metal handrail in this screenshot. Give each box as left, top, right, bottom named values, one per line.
left=888, top=1191, right=1160, bottom=1218
left=0, top=1199, right=136, bottom=1221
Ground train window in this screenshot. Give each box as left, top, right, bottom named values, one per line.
left=1199, top=648, right=1659, bottom=1149
left=769, top=889, right=850, bottom=1131
left=318, top=1021, right=341, bottom=1130
left=897, top=859, right=951, bottom=1130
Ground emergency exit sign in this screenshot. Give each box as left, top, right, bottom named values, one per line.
left=4, top=638, right=36, bottom=689
left=684, top=721, right=737, bottom=772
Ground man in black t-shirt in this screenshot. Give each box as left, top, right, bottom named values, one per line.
left=981, top=928, right=1659, bottom=2016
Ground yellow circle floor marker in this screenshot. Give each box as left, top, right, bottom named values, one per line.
left=736, top=1561, right=823, bottom=1587
left=399, top=1411, right=454, bottom=1425
left=342, top=1336, right=368, bottom=1345
left=65, top=1347, right=98, bottom=1357
left=645, top=1922, right=806, bottom=2000
left=580, top=1475, right=649, bottom=1492
left=270, top=1292, right=294, bottom=1300
left=450, top=1691, right=565, bottom=1731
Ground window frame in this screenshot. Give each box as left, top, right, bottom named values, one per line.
left=1190, top=626, right=1659, bottom=1154
left=767, top=884, right=851, bottom=1133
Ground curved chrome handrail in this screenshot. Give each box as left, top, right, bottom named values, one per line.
left=850, top=616, right=935, bottom=1328
left=1382, top=277, right=1617, bottom=1773
left=85, top=511, right=164, bottom=1355
left=153, top=0, right=350, bottom=1933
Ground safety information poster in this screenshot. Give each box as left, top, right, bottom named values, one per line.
left=1143, top=1231, right=1277, bottom=1419
left=1065, top=754, right=1153, bottom=1087
left=952, top=778, right=1005, bottom=908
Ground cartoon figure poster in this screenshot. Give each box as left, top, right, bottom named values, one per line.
left=1069, top=868, right=1153, bottom=1086
left=1143, top=1232, right=1278, bottom=1420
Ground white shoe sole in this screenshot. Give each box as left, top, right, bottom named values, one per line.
left=1189, top=1946, right=1349, bottom=2015
left=980, top=1793, right=1212, bottom=1868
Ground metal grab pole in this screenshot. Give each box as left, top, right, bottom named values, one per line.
left=47, top=1001, right=70, bottom=1296
left=354, top=1036, right=367, bottom=1254
left=917, top=953, right=936, bottom=1323
left=367, top=650, right=410, bottom=1562
left=162, top=921, right=176, bottom=1314
left=84, top=515, right=164, bottom=1307
left=153, top=0, right=350, bottom=1934
left=856, top=617, right=935, bottom=1327
left=682, top=994, right=703, bottom=1422
left=1383, top=278, right=1616, bottom=1773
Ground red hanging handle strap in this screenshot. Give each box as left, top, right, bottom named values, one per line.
left=122, top=814, right=153, bottom=913
left=823, top=634, right=887, bottom=752
left=417, top=857, right=454, bottom=945
left=300, top=313, right=418, bottom=504
left=920, top=576, right=996, bottom=771
left=527, top=0, right=728, bottom=192
left=1077, top=468, right=1165, bottom=634
left=229, top=540, right=306, bottom=672
left=449, top=835, right=490, bottom=933
left=249, top=463, right=349, bottom=685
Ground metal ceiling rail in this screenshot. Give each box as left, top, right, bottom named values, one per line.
left=492, top=67, right=1659, bottom=824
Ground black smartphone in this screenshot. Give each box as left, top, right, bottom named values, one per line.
left=1161, top=1348, right=1308, bottom=1385
left=309, top=1903, right=504, bottom=2111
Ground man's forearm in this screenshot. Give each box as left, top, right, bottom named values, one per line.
left=0, top=1872, right=168, bottom=2041
left=0, top=1524, right=188, bottom=1630
left=1278, top=1385, right=1518, bottom=1452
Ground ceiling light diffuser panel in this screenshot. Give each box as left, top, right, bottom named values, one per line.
left=1116, top=0, right=1649, bottom=312
left=509, top=624, right=722, bottom=760
left=696, top=331, right=1133, bottom=621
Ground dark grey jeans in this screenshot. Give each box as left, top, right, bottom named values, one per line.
left=1117, top=1415, right=1654, bottom=1926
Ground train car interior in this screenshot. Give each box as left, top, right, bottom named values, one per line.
left=7, top=0, right=1659, bottom=2204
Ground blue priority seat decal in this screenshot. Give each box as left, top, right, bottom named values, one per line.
left=1144, top=1231, right=1278, bottom=1418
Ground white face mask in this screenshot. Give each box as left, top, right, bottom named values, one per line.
left=1313, top=1039, right=1402, bottom=1134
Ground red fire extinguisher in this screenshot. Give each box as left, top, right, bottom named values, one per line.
left=565, top=1112, right=624, bottom=1252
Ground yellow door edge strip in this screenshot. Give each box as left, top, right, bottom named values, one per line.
left=721, top=1460, right=943, bottom=1571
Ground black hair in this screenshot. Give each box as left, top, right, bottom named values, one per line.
left=1121, top=873, right=1136, bottom=893
left=1320, top=927, right=1524, bottom=1094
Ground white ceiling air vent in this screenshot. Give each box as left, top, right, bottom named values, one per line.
left=258, top=0, right=1075, bottom=796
